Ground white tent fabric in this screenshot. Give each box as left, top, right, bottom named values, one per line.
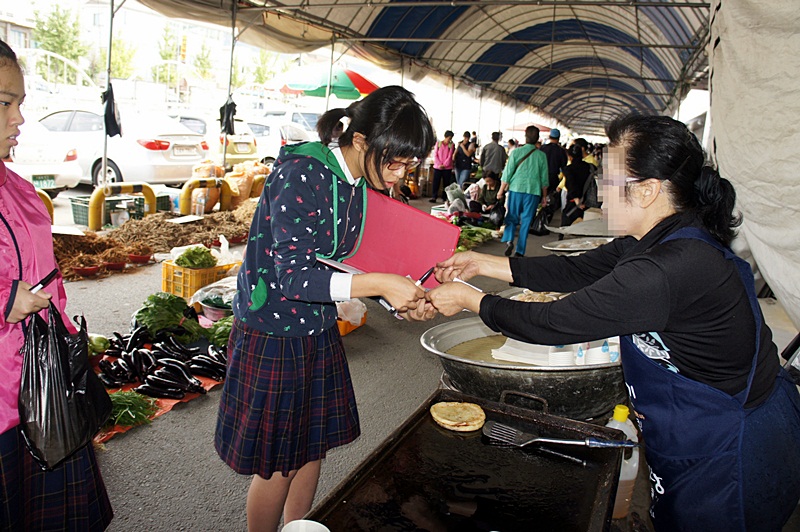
left=709, top=0, right=800, bottom=328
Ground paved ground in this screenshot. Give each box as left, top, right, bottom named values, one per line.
left=60, top=194, right=522, bottom=531
left=59, top=193, right=799, bottom=531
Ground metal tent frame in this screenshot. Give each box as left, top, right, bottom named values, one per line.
left=138, top=0, right=710, bottom=136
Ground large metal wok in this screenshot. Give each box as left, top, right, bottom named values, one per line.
left=308, top=388, right=623, bottom=531
left=420, top=317, right=627, bottom=420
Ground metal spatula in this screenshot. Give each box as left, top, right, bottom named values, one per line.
left=483, top=420, right=639, bottom=449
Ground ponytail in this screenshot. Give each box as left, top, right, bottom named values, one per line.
left=316, top=108, right=347, bottom=146
left=695, top=166, right=740, bottom=246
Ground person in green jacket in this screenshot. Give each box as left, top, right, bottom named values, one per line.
left=496, top=125, right=549, bottom=257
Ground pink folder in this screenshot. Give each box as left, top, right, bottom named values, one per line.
left=321, top=189, right=461, bottom=289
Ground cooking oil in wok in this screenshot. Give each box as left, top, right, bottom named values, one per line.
left=446, top=335, right=512, bottom=365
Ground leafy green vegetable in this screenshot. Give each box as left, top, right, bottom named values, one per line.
left=105, top=391, right=158, bottom=428
left=209, top=315, right=234, bottom=348
left=202, top=296, right=231, bottom=309
left=175, top=246, right=217, bottom=269
left=457, top=226, right=495, bottom=251
left=88, top=334, right=110, bottom=356
left=133, top=292, right=208, bottom=343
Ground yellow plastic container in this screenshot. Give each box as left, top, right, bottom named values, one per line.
left=161, top=260, right=240, bottom=300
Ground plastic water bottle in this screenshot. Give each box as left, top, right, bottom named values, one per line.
left=194, top=193, right=206, bottom=216
left=606, top=404, right=640, bottom=519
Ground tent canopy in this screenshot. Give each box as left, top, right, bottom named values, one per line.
left=138, top=0, right=710, bottom=136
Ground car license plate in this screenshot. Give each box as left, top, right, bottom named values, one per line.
left=33, top=175, right=56, bottom=188
left=235, top=143, right=250, bottom=153
left=173, top=146, right=196, bottom=156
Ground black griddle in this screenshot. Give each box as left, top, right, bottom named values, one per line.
left=308, top=389, right=624, bottom=531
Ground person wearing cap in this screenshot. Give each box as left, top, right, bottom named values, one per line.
left=540, top=128, right=568, bottom=193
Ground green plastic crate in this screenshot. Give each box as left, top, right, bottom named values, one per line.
left=70, top=195, right=135, bottom=226
left=132, top=194, right=173, bottom=217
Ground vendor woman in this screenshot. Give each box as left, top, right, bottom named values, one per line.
left=426, top=114, right=800, bottom=530
left=214, top=85, right=436, bottom=531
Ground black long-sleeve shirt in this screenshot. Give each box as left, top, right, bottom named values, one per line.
left=479, top=213, right=779, bottom=407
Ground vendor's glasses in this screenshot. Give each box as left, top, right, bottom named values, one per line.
left=386, top=158, right=420, bottom=172
left=601, top=176, right=640, bottom=187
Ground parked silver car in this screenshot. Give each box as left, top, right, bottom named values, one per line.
left=245, top=118, right=309, bottom=169
left=3, top=120, right=82, bottom=198
left=38, top=109, right=209, bottom=186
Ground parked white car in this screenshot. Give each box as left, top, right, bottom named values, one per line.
left=261, top=109, right=320, bottom=134
left=3, top=120, right=82, bottom=198
left=244, top=118, right=309, bottom=168
left=39, top=109, right=209, bottom=186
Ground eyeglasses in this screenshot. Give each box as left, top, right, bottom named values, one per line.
left=386, top=158, right=420, bottom=172
left=601, top=176, right=640, bottom=187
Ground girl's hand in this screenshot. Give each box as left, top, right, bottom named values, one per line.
left=434, top=251, right=482, bottom=283
left=8, top=281, right=52, bottom=324
left=400, top=300, right=438, bottom=321
left=381, top=274, right=426, bottom=313
left=425, top=282, right=483, bottom=316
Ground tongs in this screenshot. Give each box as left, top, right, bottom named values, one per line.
left=483, top=420, right=639, bottom=449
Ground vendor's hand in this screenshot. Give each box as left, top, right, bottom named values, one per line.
left=8, top=281, right=52, bottom=324
left=380, top=274, right=426, bottom=313
left=400, top=300, right=438, bottom=321
left=434, top=251, right=482, bottom=283
left=426, top=282, right=484, bottom=316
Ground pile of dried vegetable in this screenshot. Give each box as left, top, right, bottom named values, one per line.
left=54, top=200, right=257, bottom=281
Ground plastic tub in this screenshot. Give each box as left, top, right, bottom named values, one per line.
left=200, top=302, right=232, bottom=322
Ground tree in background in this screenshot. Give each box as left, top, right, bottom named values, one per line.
left=253, top=50, right=296, bottom=85
left=193, top=41, right=213, bottom=80
left=253, top=50, right=273, bottom=84
left=152, top=25, right=178, bottom=87
left=92, top=39, right=137, bottom=81
left=33, top=6, right=88, bottom=85
left=230, top=56, right=245, bottom=89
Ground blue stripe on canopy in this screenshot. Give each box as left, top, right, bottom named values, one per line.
left=464, top=20, right=670, bottom=84
left=366, top=2, right=469, bottom=57
left=520, top=57, right=658, bottom=97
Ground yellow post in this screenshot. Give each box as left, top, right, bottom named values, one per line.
left=87, top=182, right=157, bottom=231
left=179, top=177, right=233, bottom=215
left=36, top=190, right=54, bottom=224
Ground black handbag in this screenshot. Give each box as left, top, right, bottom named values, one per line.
left=19, top=303, right=112, bottom=470
left=529, top=205, right=552, bottom=236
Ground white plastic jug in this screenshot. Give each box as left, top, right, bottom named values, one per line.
left=606, top=404, right=640, bottom=519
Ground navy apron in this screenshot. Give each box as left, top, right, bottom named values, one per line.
left=620, top=227, right=800, bottom=531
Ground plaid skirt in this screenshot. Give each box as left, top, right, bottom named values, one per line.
left=215, top=319, right=360, bottom=478
left=0, top=426, right=113, bottom=531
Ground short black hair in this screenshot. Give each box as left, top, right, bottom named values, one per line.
left=0, top=39, right=18, bottom=67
